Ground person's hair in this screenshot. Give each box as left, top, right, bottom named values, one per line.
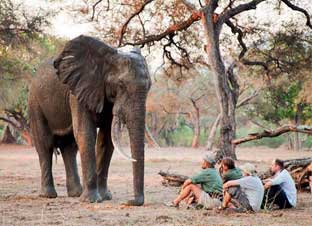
left=221, top=157, right=235, bottom=169
left=204, top=160, right=215, bottom=168
left=274, top=159, right=284, bottom=169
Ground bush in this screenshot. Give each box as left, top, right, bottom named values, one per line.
left=302, top=136, right=312, bottom=148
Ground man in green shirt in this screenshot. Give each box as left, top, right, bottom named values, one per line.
left=220, top=157, right=242, bottom=183
left=167, top=153, right=223, bottom=208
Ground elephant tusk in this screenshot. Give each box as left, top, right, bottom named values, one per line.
left=145, top=124, right=161, bottom=150
left=111, top=116, right=136, bottom=162
left=62, top=55, right=75, bottom=60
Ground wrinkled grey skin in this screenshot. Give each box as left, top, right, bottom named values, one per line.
left=28, top=35, right=151, bottom=205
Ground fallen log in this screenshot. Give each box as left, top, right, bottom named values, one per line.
left=233, top=125, right=312, bottom=145
left=158, top=171, right=189, bottom=187
left=159, top=158, right=312, bottom=191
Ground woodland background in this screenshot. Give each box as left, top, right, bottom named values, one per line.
left=0, top=0, right=311, bottom=152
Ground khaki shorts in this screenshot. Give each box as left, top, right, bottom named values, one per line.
left=198, top=191, right=221, bottom=209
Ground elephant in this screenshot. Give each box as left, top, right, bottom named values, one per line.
left=28, top=35, right=151, bottom=205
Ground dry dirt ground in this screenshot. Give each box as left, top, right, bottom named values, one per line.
left=0, top=145, right=311, bottom=226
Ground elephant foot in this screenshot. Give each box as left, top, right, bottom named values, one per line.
left=79, top=189, right=102, bottom=203
left=99, top=189, right=112, bottom=201
left=39, top=186, right=57, bottom=198
left=125, top=196, right=144, bottom=206
left=67, top=184, right=83, bottom=197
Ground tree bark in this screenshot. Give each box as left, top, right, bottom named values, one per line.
left=201, top=4, right=237, bottom=159
left=1, top=126, right=16, bottom=144
left=233, top=125, right=312, bottom=145
left=206, top=113, right=221, bottom=151
left=158, top=170, right=189, bottom=187
left=294, top=104, right=303, bottom=151
left=191, top=99, right=200, bottom=148
left=0, top=109, right=32, bottom=145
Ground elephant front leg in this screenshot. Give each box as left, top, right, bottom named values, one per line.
left=96, top=128, right=113, bottom=200
left=71, top=97, right=102, bottom=203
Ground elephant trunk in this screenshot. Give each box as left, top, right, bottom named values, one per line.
left=126, top=98, right=146, bottom=204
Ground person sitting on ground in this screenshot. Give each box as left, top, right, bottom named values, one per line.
left=220, top=157, right=242, bottom=183
left=221, top=163, right=264, bottom=212
left=262, top=159, right=297, bottom=209
left=167, top=152, right=223, bottom=209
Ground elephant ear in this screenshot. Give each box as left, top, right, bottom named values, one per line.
left=53, top=35, right=118, bottom=113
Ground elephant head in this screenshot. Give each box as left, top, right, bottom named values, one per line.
left=53, top=35, right=151, bottom=205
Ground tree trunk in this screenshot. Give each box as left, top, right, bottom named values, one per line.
left=201, top=6, right=237, bottom=159
left=287, top=133, right=294, bottom=150
left=1, top=126, right=17, bottom=144
left=191, top=100, right=200, bottom=148
left=0, top=109, right=32, bottom=145
left=294, top=104, right=303, bottom=151
left=206, top=113, right=221, bottom=151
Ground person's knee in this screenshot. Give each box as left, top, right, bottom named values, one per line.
left=188, top=184, right=198, bottom=191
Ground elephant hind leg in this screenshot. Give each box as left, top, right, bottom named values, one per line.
left=60, top=141, right=82, bottom=197
left=29, top=104, right=56, bottom=198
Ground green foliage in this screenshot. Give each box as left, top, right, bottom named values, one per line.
left=302, top=136, right=312, bottom=148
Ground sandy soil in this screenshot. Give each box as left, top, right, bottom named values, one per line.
left=0, top=145, right=311, bottom=226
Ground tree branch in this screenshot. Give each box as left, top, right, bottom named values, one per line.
left=91, top=0, right=103, bottom=21
left=121, top=11, right=201, bottom=47
left=179, top=0, right=197, bottom=11
left=0, top=117, right=19, bottom=129
left=236, top=89, right=260, bottom=107
left=281, top=0, right=312, bottom=29
left=225, top=19, right=247, bottom=59
left=118, top=0, right=155, bottom=46
left=233, top=125, right=312, bottom=145
left=219, top=0, right=265, bottom=24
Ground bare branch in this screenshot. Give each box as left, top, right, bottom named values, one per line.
left=118, top=0, right=154, bottom=46
left=0, top=117, right=19, bottom=129
left=179, top=0, right=197, bottom=11
left=241, top=59, right=269, bottom=70
left=219, top=0, right=265, bottom=24
left=225, top=19, right=247, bottom=59
left=233, top=125, right=312, bottom=145
left=281, top=0, right=312, bottom=29
left=91, top=0, right=103, bottom=21
left=122, top=11, right=201, bottom=47
left=236, top=89, right=260, bottom=107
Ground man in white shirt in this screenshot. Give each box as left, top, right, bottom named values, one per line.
left=263, top=159, right=297, bottom=209
left=222, top=163, right=264, bottom=212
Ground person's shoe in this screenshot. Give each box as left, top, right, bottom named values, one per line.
left=186, top=203, right=197, bottom=210
left=217, top=204, right=227, bottom=211
left=163, top=201, right=179, bottom=208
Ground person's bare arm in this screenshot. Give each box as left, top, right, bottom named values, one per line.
left=223, top=180, right=240, bottom=189
left=264, top=180, right=273, bottom=189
